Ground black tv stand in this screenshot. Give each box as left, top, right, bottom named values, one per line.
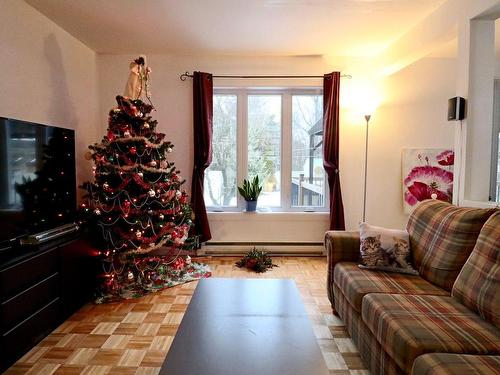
left=0, top=230, right=98, bottom=372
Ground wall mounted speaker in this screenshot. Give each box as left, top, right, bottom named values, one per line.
left=448, top=97, right=466, bottom=121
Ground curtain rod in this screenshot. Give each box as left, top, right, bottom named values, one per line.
left=179, top=71, right=352, bottom=81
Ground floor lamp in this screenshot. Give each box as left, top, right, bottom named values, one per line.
left=362, top=114, right=372, bottom=223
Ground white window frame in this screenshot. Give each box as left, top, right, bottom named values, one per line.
left=208, top=87, right=327, bottom=212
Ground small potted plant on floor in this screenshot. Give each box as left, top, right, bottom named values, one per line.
left=238, top=176, right=262, bottom=212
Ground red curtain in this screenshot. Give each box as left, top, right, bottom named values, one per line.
left=190, top=72, right=213, bottom=242
left=323, top=72, right=345, bottom=230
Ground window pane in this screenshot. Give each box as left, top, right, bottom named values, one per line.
left=248, top=95, right=281, bottom=208
left=291, top=95, right=325, bottom=208
left=204, top=95, right=237, bottom=207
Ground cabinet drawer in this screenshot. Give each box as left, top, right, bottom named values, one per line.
left=1, top=298, right=61, bottom=371
left=1, top=272, right=60, bottom=332
left=0, top=248, right=58, bottom=299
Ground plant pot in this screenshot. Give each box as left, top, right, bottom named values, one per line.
left=245, top=200, right=257, bottom=212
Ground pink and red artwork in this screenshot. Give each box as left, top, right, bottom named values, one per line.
left=402, top=149, right=454, bottom=213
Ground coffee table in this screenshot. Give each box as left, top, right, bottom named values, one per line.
left=160, top=278, right=329, bottom=375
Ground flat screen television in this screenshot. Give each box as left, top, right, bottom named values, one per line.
left=0, top=117, right=77, bottom=250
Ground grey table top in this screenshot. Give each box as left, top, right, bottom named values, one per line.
left=160, top=278, right=329, bottom=375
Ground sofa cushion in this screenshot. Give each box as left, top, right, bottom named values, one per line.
left=412, top=353, right=500, bottom=375
left=333, top=262, right=448, bottom=312
left=362, top=293, right=500, bottom=374
left=334, top=284, right=404, bottom=375
left=452, top=211, right=500, bottom=328
left=406, top=200, right=497, bottom=291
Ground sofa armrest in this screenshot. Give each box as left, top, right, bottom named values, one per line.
left=325, top=230, right=360, bottom=309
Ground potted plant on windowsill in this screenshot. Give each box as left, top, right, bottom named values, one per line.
left=238, top=176, right=262, bottom=212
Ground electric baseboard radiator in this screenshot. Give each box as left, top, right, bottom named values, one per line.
left=201, top=242, right=325, bottom=256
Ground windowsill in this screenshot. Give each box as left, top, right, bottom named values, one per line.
left=207, top=211, right=329, bottom=222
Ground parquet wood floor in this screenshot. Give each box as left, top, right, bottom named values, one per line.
left=5, top=257, right=369, bottom=375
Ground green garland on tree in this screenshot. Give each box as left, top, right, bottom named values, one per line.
left=79, top=56, right=209, bottom=301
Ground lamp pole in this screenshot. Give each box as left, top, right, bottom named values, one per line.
left=362, top=114, right=371, bottom=223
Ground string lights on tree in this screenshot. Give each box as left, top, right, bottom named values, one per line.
left=80, top=56, right=210, bottom=302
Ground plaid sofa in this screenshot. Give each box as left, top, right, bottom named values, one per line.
left=412, top=353, right=500, bottom=375
left=325, top=200, right=500, bottom=375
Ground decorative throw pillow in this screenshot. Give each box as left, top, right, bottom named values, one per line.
left=359, top=222, right=418, bottom=275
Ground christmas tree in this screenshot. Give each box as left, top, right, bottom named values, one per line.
left=81, top=56, right=210, bottom=301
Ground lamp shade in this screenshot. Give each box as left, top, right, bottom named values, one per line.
left=358, top=88, right=380, bottom=117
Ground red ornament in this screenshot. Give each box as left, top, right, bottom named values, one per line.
left=172, top=257, right=186, bottom=270
left=180, top=192, right=188, bottom=204
left=130, top=105, right=139, bottom=117
left=129, top=146, right=137, bottom=155
left=107, top=131, right=115, bottom=141
left=165, top=190, right=176, bottom=200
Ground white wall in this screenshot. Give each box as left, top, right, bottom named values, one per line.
left=452, top=2, right=500, bottom=207
left=97, top=53, right=456, bottom=243
left=369, top=57, right=456, bottom=227
left=464, top=20, right=496, bottom=201
left=0, top=0, right=99, bottom=195
left=371, top=0, right=500, bottom=209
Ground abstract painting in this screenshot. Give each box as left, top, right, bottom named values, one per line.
left=402, top=148, right=454, bottom=213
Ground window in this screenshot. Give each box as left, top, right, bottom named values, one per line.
left=291, top=95, right=325, bottom=208
left=204, top=95, right=237, bottom=207
left=204, top=88, right=325, bottom=211
left=248, top=95, right=282, bottom=207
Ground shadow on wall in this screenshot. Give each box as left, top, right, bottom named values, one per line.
left=44, top=34, right=78, bottom=128
left=43, top=34, right=88, bottom=199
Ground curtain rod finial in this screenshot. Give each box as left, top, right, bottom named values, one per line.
left=180, top=72, right=191, bottom=81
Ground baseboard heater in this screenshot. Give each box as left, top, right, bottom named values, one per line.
left=201, top=241, right=325, bottom=256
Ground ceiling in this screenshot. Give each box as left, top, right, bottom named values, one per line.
left=25, top=0, right=446, bottom=57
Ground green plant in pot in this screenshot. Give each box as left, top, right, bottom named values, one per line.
left=238, top=176, right=262, bottom=212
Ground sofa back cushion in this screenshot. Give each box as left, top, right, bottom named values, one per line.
left=406, top=200, right=497, bottom=291
left=452, top=211, right=500, bottom=328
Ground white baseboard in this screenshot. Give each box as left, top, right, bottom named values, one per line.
left=200, top=242, right=325, bottom=256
